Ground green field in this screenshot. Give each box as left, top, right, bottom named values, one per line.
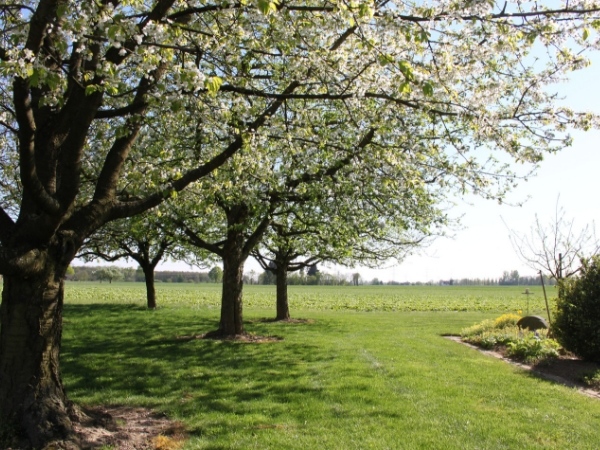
left=65, top=282, right=552, bottom=314
left=60, top=283, right=598, bottom=449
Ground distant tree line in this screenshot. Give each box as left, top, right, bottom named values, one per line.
left=386, top=270, right=556, bottom=286
left=69, top=264, right=362, bottom=286
left=256, top=272, right=352, bottom=286
left=68, top=266, right=213, bottom=284
left=255, top=267, right=556, bottom=287
left=68, top=265, right=555, bottom=287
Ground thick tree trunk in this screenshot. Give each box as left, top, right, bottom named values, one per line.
left=275, top=265, right=290, bottom=321
left=142, top=265, right=157, bottom=309
left=219, top=250, right=246, bottom=335
left=212, top=203, right=256, bottom=337
left=0, top=263, right=80, bottom=449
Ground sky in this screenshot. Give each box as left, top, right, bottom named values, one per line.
left=86, top=52, right=600, bottom=284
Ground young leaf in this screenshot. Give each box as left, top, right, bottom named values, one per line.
left=205, top=76, right=223, bottom=95
left=422, top=81, right=434, bottom=97
left=258, top=0, right=278, bottom=15
left=583, top=28, right=590, bottom=41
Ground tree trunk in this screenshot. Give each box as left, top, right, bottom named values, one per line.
left=275, top=265, right=290, bottom=321
left=212, top=203, right=256, bottom=337
left=0, top=262, right=80, bottom=449
left=219, top=249, right=246, bottom=336
left=142, top=265, right=157, bottom=309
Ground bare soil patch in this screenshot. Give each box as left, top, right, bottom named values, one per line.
left=176, top=332, right=282, bottom=343
left=447, top=336, right=600, bottom=400
left=253, top=318, right=315, bottom=324
left=72, top=406, right=187, bottom=449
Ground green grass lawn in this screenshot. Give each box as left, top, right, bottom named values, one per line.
left=61, top=283, right=598, bottom=449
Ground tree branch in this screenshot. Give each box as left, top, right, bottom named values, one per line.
left=77, top=248, right=130, bottom=262
left=217, top=86, right=460, bottom=118
left=95, top=102, right=148, bottom=119
left=175, top=219, right=224, bottom=256
left=243, top=214, right=272, bottom=258
left=0, top=206, right=15, bottom=246
left=218, top=84, right=352, bottom=100
left=388, top=6, right=600, bottom=24
left=107, top=80, right=301, bottom=221
left=14, top=77, right=61, bottom=215
left=329, top=26, right=357, bottom=51
left=91, top=64, right=168, bottom=206
left=24, top=0, right=60, bottom=56
left=167, top=3, right=237, bottom=21
left=364, top=93, right=460, bottom=117
left=281, top=127, right=375, bottom=194
left=150, top=239, right=171, bottom=268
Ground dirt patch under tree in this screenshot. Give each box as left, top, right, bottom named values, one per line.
left=70, top=405, right=187, bottom=450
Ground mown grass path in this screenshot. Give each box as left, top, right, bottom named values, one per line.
left=61, top=284, right=598, bottom=449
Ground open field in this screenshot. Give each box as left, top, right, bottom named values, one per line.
left=61, top=283, right=599, bottom=449
left=65, top=282, right=553, bottom=314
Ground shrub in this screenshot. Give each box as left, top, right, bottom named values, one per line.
left=460, top=319, right=495, bottom=338
left=552, top=256, right=600, bottom=363
left=581, top=370, right=600, bottom=389
left=462, top=329, right=519, bottom=349
left=461, top=314, right=560, bottom=364
left=461, top=317, right=520, bottom=349
left=494, top=313, right=521, bottom=329
left=506, top=334, right=560, bottom=364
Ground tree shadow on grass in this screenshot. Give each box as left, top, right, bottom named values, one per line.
left=523, top=359, right=600, bottom=399
left=61, top=303, right=345, bottom=442
left=251, top=317, right=315, bottom=324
